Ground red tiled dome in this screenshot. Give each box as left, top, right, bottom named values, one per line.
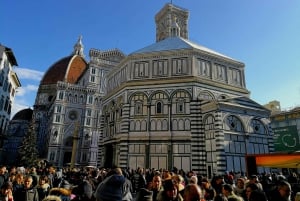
left=40, top=55, right=87, bottom=85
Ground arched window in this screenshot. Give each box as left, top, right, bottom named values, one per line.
left=156, top=102, right=162, bottom=114
left=226, top=115, right=244, bottom=132
left=251, top=119, right=266, bottom=134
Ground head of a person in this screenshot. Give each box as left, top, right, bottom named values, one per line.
left=277, top=180, right=291, bottom=200
left=189, top=175, right=198, bottom=184
left=1, top=181, right=13, bottom=195
left=249, top=175, right=259, bottom=184
left=0, top=165, right=6, bottom=175
left=222, top=184, right=234, bottom=197
left=152, top=175, right=162, bottom=190
left=163, top=179, right=178, bottom=200
left=31, top=167, right=37, bottom=173
left=201, top=177, right=210, bottom=189
left=236, top=178, right=245, bottom=189
left=15, top=173, right=24, bottom=184
left=24, top=175, right=33, bottom=189
left=48, top=166, right=56, bottom=174
left=172, top=174, right=185, bottom=192
left=113, top=167, right=123, bottom=175
left=215, top=175, right=224, bottom=185
left=245, top=183, right=259, bottom=199
left=183, top=184, right=202, bottom=201
left=162, top=170, right=172, bottom=180
left=39, top=175, right=49, bottom=185
left=294, top=192, right=300, bottom=201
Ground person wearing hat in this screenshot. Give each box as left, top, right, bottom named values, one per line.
left=0, top=181, right=14, bottom=201
left=156, top=179, right=183, bottom=201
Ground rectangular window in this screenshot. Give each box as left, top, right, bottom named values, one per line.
left=55, top=115, right=61, bottom=123
left=135, top=102, right=143, bottom=115
left=91, top=68, right=96, bottom=75
left=90, top=75, right=95, bottom=83
left=56, top=105, right=62, bottom=113
left=215, top=63, right=226, bottom=81
left=153, top=60, right=168, bottom=77
left=11, top=88, right=15, bottom=97
left=232, top=69, right=241, bottom=85
left=81, top=152, right=87, bottom=161
left=133, top=62, right=149, bottom=78
left=86, top=118, right=91, bottom=125
left=177, top=100, right=184, bottom=113
left=86, top=109, right=92, bottom=116
left=58, top=92, right=64, bottom=100
left=0, top=96, right=4, bottom=110
left=172, top=58, right=188, bottom=75
left=0, top=71, right=4, bottom=86
left=88, top=96, right=93, bottom=104
left=50, top=152, right=55, bottom=161
left=197, top=59, right=211, bottom=77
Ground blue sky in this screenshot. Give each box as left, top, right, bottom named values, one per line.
left=2, top=0, right=300, bottom=117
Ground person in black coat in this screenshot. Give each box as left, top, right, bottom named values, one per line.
left=14, top=175, right=39, bottom=201
left=268, top=180, right=292, bottom=201
left=94, top=167, right=125, bottom=201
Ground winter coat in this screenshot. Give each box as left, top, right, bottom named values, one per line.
left=49, top=187, right=71, bottom=201
left=14, top=186, right=39, bottom=201
left=122, top=178, right=133, bottom=201
left=94, top=174, right=125, bottom=201
left=41, top=195, right=61, bottom=201
left=37, top=183, right=50, bottom=201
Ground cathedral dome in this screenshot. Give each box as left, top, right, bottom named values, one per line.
left=40, top=36, right=88, bottom=85
left=12, top=108, right=33, bottom=121
left=40, top=55, right=87, bottom=85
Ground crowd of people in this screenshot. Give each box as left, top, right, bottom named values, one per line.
left=0, top=164, right=299, bottom=201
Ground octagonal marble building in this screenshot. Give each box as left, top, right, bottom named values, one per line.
left=33, top=3, right=273, bottom=176
left=99, top=3, right=273, bottom=176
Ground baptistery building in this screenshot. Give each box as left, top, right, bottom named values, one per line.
left=34, top=3, right=273, bottom=176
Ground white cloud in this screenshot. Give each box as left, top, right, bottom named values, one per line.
left=11, top=68, right=41, bottom=118
left=16, top=84, right=39, bottom=96
left=10, top=103, right=32, bottom=119
left=15, top=68, right=44, bottom=81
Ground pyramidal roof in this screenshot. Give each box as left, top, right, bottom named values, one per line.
left=131, top=36, right=234, bottom=60
left=130, top=3, right=239, bottom=62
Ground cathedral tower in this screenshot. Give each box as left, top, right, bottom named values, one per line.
left=155, top=3, right=189, bottom=42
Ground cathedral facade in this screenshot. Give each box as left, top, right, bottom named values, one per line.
left=34, top=3, right=273, bottom=176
